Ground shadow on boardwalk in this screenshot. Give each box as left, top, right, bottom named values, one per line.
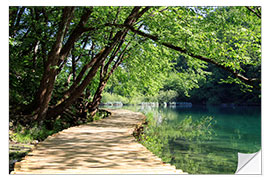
left=11, top=109, right=185, bottom=174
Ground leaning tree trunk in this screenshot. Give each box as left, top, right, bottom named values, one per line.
left=46, top=52, right=105, bottom=119
left=45, top=38, right=119, bottom=119
left=33, top=7, right=75, bottom=121
left=46, top=7, right=150, bottom=119
left=32, top=7, right=94, bottom=121
left=88, top=78, right=108, bottom=117
left=87, top=25, right=139, bottom=117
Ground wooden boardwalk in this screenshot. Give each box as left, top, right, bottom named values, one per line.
left=11, top=109, right=186, bottom=174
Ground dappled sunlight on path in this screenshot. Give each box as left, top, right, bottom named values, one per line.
left=11, top=109, right=185, bottom=174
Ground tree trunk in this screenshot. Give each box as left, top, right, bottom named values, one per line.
left=33, top=7, right=75, bottom=121
left=88, top=39, right=134, bottom=116
left=10, top=7, right=25, bottom=37
left=30, top=7, right=95, bottom=121
left=88, top=79, right=107, bottom=117
left=58, top=48, right=105, bottom=104
left=87, top=50, right=131, bottom=116
left=46, top=7, right=150, bottom=119
left=46, top=49, right=108, bottom=119
left=34, top=68, right=58, bottom=121
left=47, top=32, right=124, bottom=119
left=71, top=54, right=77, bottom=81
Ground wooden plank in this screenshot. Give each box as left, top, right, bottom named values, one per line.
left=11, top=109, right=186, bottom=174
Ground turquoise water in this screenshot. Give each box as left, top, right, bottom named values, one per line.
left=118, top=105, right=261, bottom=174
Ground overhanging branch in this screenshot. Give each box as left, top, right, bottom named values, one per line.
left=246, top=6, right=261, bottom=18
left=107, top=23, right=260, bottom=88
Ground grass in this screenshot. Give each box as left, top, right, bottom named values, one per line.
left=10, top=109, right=110, bottom=143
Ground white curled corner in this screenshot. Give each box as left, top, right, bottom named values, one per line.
left=235, top=150, right=261, bottom=174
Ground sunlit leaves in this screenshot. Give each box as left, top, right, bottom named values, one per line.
left=141, top=6, right=260, bottom=84
left=9, top=6, right=261, bottom=107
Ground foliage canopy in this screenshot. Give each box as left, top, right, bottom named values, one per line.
left=9, top=6, right=261, bottom=122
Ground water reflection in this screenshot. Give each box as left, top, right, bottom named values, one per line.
left=103, top=105, right=261, bottom=174
left=118, top=105, right=261, bottom=174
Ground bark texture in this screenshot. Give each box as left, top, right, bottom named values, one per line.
left=46, top=7, right=151, bottom=119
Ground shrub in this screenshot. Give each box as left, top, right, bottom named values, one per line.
left=157, top=90, right=178, bottom=103
left=101, top=92, right=129, bottom=104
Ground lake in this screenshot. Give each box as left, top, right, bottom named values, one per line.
left=111, top=105, right=261, bottom=174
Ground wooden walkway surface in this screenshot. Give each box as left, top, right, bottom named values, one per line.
left=11, top=109, right=186, bottom=174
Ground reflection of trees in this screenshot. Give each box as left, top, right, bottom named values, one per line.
left=139, top=114, right=240, bottom=173
left=139, top=113, right=252, bottom=174
left=134, top=106, right=261, bottom=174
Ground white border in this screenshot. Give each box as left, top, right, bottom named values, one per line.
left=7, top=0, right=265, bottom=6
left=2, top=1, right=269, bottom=180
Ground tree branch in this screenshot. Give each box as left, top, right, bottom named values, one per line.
left=109, top=7, right=122, bottom=41
left=59, top=7, right=93, bottom=62
left=108, top=23, right=260, bottom=88
left=246, top=6, right=261, bottom=18
left=103, top=39, right=125, bottom=75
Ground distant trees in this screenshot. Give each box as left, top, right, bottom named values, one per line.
left=9, top=6, right=261, bottom=124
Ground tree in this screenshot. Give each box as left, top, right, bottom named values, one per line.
left=9, top=6, right=261, bottom=124
left=45, top=7, right=151, bottom=119
left=10, top=6, right=151, bottom=123
left=110, top=6, right=260, bottom=88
